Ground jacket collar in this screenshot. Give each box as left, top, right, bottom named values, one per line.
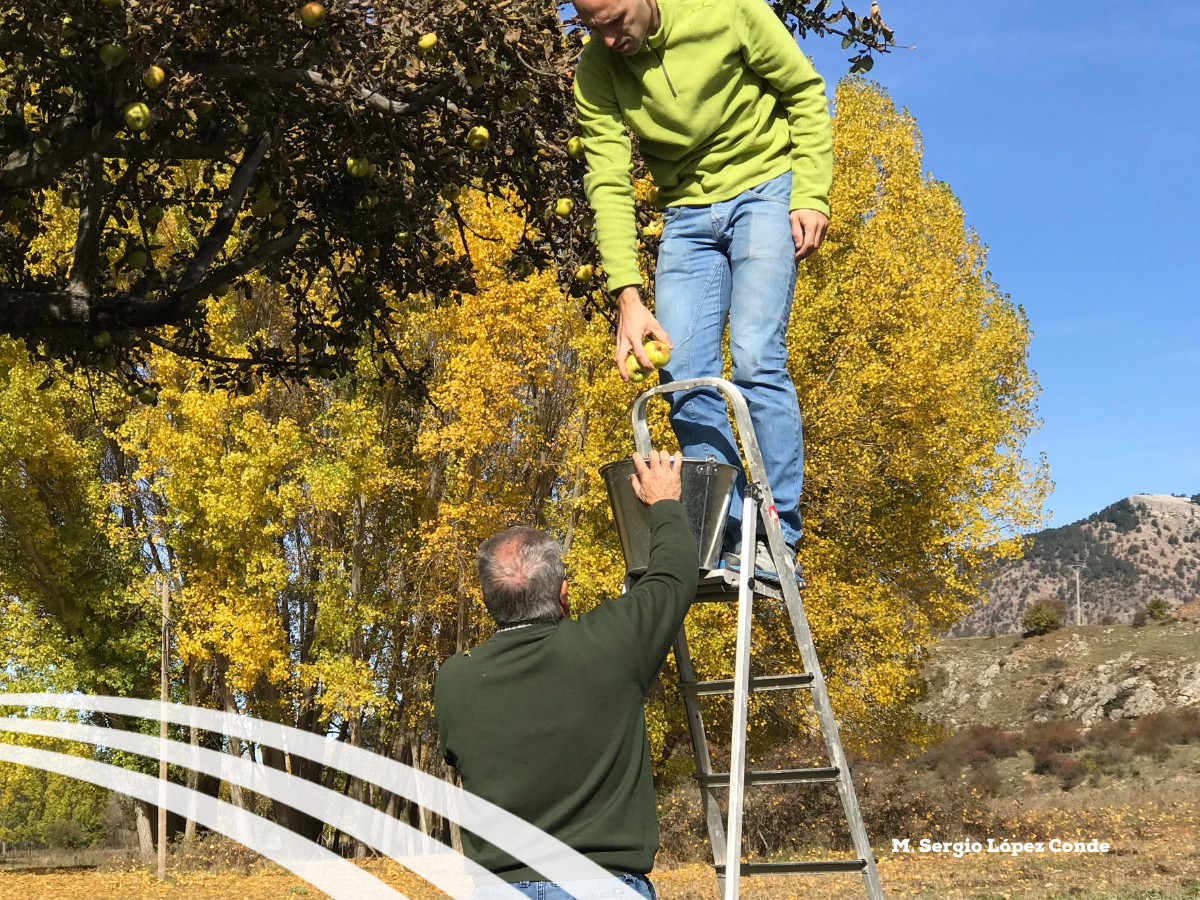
left=644, top=0, right=669, bottom=50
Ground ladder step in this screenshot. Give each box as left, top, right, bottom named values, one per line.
left=696, top=766, right=839, bottom=788
left=682, top=673, right=814, bottom=696
left=713, top=859, right=868, bottom=876
left=692, top=567, right=783, bottom=603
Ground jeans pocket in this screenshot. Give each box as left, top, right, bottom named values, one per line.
left=743, top=171, right=792, bottom=205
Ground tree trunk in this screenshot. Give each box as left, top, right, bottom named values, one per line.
left=217, top=663, right=246, bottom=811
left=134, top=800, right=155, bottom=860
left=350, top=712, right=367, bottom=858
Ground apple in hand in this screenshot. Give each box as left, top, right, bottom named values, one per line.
left=643, top=340, right=671, bottom=368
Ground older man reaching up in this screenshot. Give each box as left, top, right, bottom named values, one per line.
left=434, top=450, right=698, bottom=900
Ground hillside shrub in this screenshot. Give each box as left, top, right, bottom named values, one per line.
left=1031, top=745, right=1061, bottom=774
left=1132, top=707, right=1200, bottom=756
left=1022, top=601, right=1064, bottom=635
left=1146, top=598, right=1169, bottom=622
left=1057, top=758, right=1087, bottom=791
left=922, top=724, right=1019, bottom=780
left=1025, top=720, right=1084, bottom=754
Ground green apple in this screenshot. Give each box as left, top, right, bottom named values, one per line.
left=137, top=387, right=158, bottom=405
left=124, top=382, right=140, bottom=397
left=418, top=32, right=438, bottom=50
left=359, top=194, right=379, bottom=209
left=554, top=197, right=575, bottom=217
left=270, top=212, right=288, bottom=228
left=440, top=183, right=461, bottom=202
left=300, top=1, right=325, bottom=27
left=93, top=331, right=112, bottom=348
left=625, top=352, right=651, bottom=382
left=254, top=184, right=272, bottom=201
left=33, top=138, right=51, bottom=156
left=466, top=125, right=490, bottom=150
left=123, top=102, right=151, bottom=132
left=251, top=197, right=277, bottom=217
left=143, top=205, right=164, bottom=227
left=575, top=264, right=593, bottom=283
left=143, top=65, right=165, bottom=89
left=346, top=156, right=371, bottom=177
left=126, top=249, right=148, bottom=269
left=644, top=340, right=671, bottom=368
left=99, top=43, right=125, bottom=66
left=567, top=136, right=585, bottom=160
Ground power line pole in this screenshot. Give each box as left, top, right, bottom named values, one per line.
left=159, top=578, right=171, bottom=881
left=1068, top=564, right=1085, bottom=626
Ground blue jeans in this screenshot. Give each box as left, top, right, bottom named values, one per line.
left=654, top=169, right=804, bottom=548
left=470, top=873, right=657, bottom=900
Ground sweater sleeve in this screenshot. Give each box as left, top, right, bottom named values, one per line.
left=735, top=0, right=833, bottom=216
left=582, top=499, right=700, bottom=693
left=573, top=46, right=644, bottom=293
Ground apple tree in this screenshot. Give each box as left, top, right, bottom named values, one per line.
left=0, top=0, right=897, bottom=394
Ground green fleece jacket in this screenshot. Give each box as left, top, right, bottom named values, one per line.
left=434, top=500, right=699, bottom=881
left=573, top=0, right=834, bottom=292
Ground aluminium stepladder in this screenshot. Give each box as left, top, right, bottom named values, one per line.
left=627, top=378, right=885, bottom=900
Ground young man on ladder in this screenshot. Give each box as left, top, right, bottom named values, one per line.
left=573, top=0, right=832, bottom=582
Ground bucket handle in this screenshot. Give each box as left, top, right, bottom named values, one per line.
left=631, top=378, right=771, bottom=493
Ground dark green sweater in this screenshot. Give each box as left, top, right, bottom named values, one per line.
left=434, top=499, right=699, bottom=882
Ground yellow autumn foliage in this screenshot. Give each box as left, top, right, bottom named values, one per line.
left=0, top=80, right=1047, bottom=828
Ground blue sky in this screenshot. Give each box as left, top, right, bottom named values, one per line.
left=798, top=2, right=1200, bottom=526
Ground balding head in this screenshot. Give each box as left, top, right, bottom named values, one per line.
left=575, top=0, right=658, bottom=56
left=476, top=527, right=566, bottom=626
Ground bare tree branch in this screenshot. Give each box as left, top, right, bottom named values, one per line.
left=122, top=132, right=272, bottom=324
left=0, top=114, right=120, bottom=194
left=67, top=156, right=107, bottom=300
left=127, top=230, right=304, bottom=326
left=186, top=63, right=439, bottom=116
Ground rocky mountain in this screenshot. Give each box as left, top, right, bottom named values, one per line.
left=951, top=493, right=1200, bottom=637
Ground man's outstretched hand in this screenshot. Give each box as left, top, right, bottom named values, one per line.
left=631, top=449, right=683, bottom=506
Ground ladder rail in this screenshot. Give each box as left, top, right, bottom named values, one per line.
left=671, top=629, right=728, bottom=866
left=722, top=493, right=758, bottom=900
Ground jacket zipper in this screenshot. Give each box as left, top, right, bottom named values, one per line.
left=650, top=45, right=677, bottom=98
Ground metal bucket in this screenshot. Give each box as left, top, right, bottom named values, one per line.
left=600, top=456, right=738, bottom=575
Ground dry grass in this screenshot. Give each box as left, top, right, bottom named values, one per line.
left=0, top=802, right=1196, bottom=900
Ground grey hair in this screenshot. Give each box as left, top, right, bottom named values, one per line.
left=476, top=526, right=565, bottom=626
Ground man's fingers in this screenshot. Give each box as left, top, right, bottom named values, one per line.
left=648, top=320, right=675, bottom=349
left=791, top=218, right=806, bottom=255
left=614, top=336, right=633, bottom=381
left=632, top=341, right=653, bottom=370
left=631, top=451, right=650, bottom=476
